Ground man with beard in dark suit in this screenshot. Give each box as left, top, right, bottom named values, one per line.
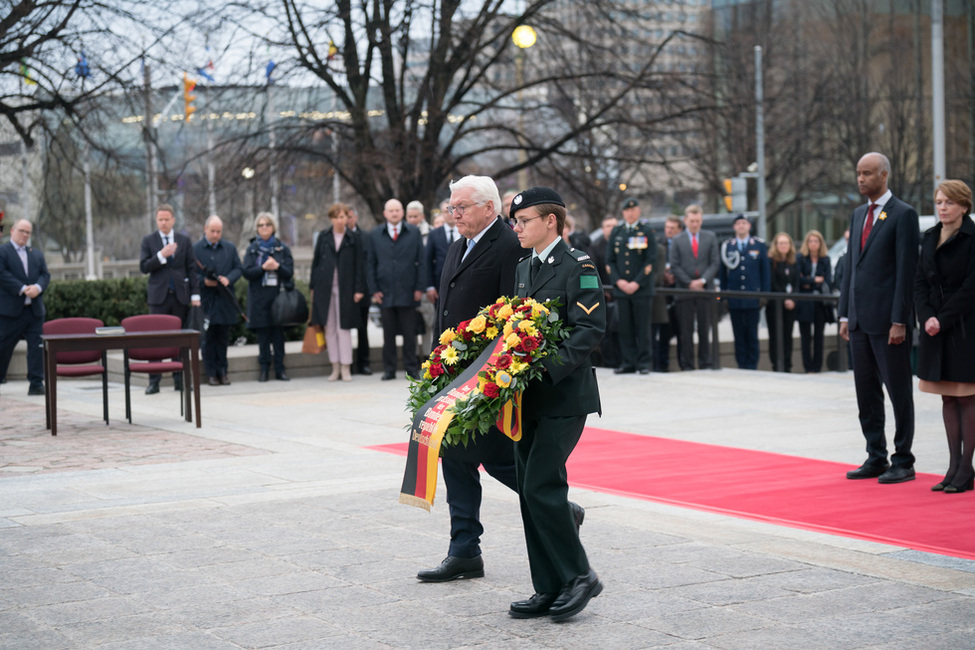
left=839, top=152, right=919, bottom=484
left=139, top=204, right=200, bottom=394
left=0, top=219, right=50, bottom=395
left=416, top=175, right=585, bottom=583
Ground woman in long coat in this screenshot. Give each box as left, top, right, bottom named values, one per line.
left=915, top=180, right=975, bottom=494
left=795, top=230, right=833, bottom=373
left=766, top=232, right=798, bottom=373
left=310, top=203, right=366, bottom=381
left=242, top=212, right=294, bottom=382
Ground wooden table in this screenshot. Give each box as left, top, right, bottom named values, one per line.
left=42, top=329, right=202, bottom=436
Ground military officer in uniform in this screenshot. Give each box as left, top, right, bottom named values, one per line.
left=508, top=187, right=605, bottom=622
left=605, top=198, right=657, bottom=374
left=719, top=215, right=770, bottom=369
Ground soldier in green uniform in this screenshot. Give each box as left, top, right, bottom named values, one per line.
left=606, top=198, right=657, bottom=374
left=507, top=187, right=606, bottom=622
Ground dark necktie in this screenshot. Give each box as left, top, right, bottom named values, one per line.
left=861, top=204, right=877, bottom=251
left=530, top=257, right=542, bottom=284
left=447, top=228, right=454, bottom=244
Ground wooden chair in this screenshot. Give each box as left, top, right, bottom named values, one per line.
left=120, top=314, right=184, bottom=423
left=42, top=317, right=109, bottom=425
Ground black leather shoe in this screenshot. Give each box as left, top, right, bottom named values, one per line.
left=258, top=369, right=269, bottom=382
left=358, top=364, right=373, bottom=376
left=509, top=592, right=558, bottom=618
left=27, top=385, right=45, bottom=396
left=638, top=368, right=651, bottom=375
left=549, top=569, right=603, bottom=622
left=381, top=372, right=396, bottom=380
left=614, top=367, right=635, bottom=375
left=416, top=555, right=484, bottom=582
left=878, top=466, right=916, bottom=484
left=145, top=382, right=160, bottom=395
left=275, top=372, right=290, bottom=381
left=846, top=462, right=889, bottom=480
left=208, top=376, right=221, bottom=386
left=220, top=375, right=231, bottom=386
left=570, top=502, right=585, bottom=532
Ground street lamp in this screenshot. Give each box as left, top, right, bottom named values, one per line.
left=512, top=25, right=536, bottom=190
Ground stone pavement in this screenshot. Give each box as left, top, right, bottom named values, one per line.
left=1, top=367, right=974, bottom=649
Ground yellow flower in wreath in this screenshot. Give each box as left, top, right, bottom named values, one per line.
left=485, top=326, right=499, bottom=339
left=505, top=332, right=522, bottom=349
left=518, top=320, right=538, bottom=336
left=469, top=315, right=487, bottom=334
left=497, top=303, right=514, bottom=320
left=510, top=360, right=529, bottom=375
left=441, top=346, right=460, bottom=365
left=495, top=370, right=512, bottom=388
left=439, top=328, right=456, bottom=345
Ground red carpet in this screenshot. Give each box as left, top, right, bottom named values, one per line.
left=371, top=426, right=975, bottom=561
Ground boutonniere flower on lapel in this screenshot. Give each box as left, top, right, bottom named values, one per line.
left=878, top=211, right=888, bottom=221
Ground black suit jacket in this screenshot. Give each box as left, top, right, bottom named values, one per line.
left=0, top=242, right=49, bottom=319
left=192, top=238, right=243, bottom=325
left=839, top=194, right=919, bottom=335
left=140, top=231, right=199, bottom=306
left=425, top=225, right=452, bottom=290
left=436, top=218, right=523, bottom=333
left=515, top=239, right=605, bottom=419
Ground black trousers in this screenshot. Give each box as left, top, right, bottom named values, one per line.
left=203, top=322, right=232, bottom=378
left=148, top=293, right=188, bottom=385
left=355, top=298, right=371, bottom=369
left=515, top=414, right=590, bottom=594
left=441, top=432, right=518, bottom=558
left=798, top=312, right=826, bottom=372
left=616, top=295, right=653, bottom=372
left=255, top=326, right=286, bottom=373
left=675, top=296, right=712, bottom=370
left=850, top=327, right=915, bottom=468
left=0, top=309, right=43, bottom=388
left=729, top=308, right=760, bottom=370
left=380, top=306, right=418, bottom=376
left=766, top=302, right=796, bottom=373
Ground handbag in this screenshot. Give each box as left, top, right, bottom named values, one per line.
left=302, top=324, right=326, bottom=354
left=271, top=285, right=309, bottom=326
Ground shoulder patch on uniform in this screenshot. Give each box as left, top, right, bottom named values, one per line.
left=580, top=275, right=600, bottom=289
left=570, top=249, right=591, bottom=261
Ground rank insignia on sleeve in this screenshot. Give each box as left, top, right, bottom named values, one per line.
left=576, top=301, right=600, bottom=315
left=580, top=275, right=600, bottom=289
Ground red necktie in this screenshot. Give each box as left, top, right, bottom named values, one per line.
left=692, top=234, right=699, bottom=258
left=392, top=226, right=399, bottom=241
left=860, top=204, right=877, bottom=251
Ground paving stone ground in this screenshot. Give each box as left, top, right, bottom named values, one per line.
left=1, top=366, right=974, bottom=648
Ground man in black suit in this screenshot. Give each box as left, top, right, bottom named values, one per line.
left=139, top=204, right=200, bottom=394
left=508, top=187, right=605, bottom=622
left=423, top=201, right=458, bottom=306
left=365, top=199, right=426, bottom=380
left=839, top=152, right=919, bottom=484
left=0, top=219, right=50, bottom=395
left=416, top=175, right=525, bottom=583
left=193, top=215, right=242, bottom=386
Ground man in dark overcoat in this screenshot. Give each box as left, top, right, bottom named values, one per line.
left=416, top=175, right=524, bottom=583
left=193, top=215, right=242, bottom=386
left=508, top=187, right=605, bottom=622
left=139, top=204, right=200, bottom=394
left=0, top=219, right=49, bottom=394
left=365, top=199, right=426, bottom=380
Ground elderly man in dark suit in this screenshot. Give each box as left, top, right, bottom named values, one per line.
left=139, top=204, right=200, bottom=394
left=670, top=204, right=720, bottom=370
left=416, top=175, right=525, bottom=583
left=193, top=215, right=242, bottom=386
left=508, top=187, right=605, bottom=622
left=0, top=219, right=50, bottom=395
left=365, top=199, right=426, bottom=380
left=839, top=152, right=920, bottom=484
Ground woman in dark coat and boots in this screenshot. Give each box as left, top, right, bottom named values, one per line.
left=243, top=212, right=294, bottom=382
left=310, top=203, right=366, bottom=381
left=766, top=232, right=798, bottom=372
left=915, top=180, right=975, bottom=494
left=796, top=230, right=833, bottom=373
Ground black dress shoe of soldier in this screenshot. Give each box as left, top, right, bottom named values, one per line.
left=358, top=364, right=373, bottom=376
left=275, top=372, right=290, bottom=381
left=846, top=462, right=889, bottom=480
left=569, top=502, right=585, bottom=532
left=549, top=569, right=603, bottom=622
left=258, top=368, right=269, bottom=382
left=416, top=555, right=484, bottom=582
left=509, top=592, right=558, bottom=618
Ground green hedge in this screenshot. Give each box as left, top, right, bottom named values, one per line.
left=45, top=277, right=310, bottom=344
